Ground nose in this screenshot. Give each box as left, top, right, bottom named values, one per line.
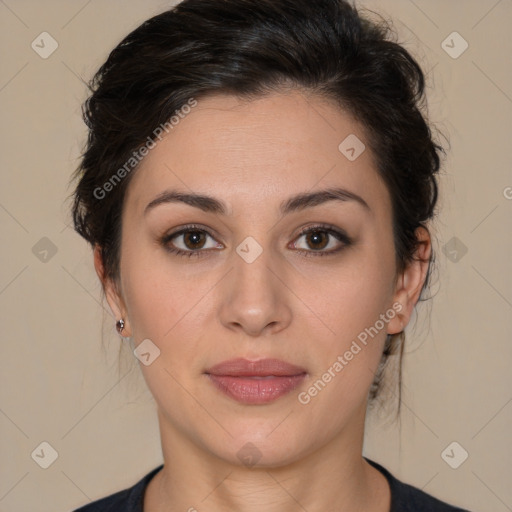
left=218, top=243, right=292, bottom=337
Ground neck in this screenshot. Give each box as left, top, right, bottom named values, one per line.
left=145, top=406, right=390, bottom=512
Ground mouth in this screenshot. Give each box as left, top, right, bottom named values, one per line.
left=204, top=358, right=307, bottom=405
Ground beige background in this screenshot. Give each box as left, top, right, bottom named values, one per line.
left=1, top=0, right=511, bottom=511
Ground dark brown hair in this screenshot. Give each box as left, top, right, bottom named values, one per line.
left=70, top=0, right=445, bottom=407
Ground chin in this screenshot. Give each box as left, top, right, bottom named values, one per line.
left=203, top=419, right=316, bottom=469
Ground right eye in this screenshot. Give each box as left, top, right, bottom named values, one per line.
left=160, top=225, right=223, bottom=258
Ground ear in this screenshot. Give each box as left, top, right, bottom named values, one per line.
left=387, top=227, right=432, bottom=335
left=93, top=245, right=132, bottom=337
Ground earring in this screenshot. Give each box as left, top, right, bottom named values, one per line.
left=116, top=319, right=125, bottom=334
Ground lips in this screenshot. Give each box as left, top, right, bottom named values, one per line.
left=206, top=357, right=307, bottom=377
left=205, top=358, right=307, bottom=405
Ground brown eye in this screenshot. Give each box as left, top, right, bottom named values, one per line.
left=161, top=225, right=223, bottom=258
left=292, top=225, right=352, bottom=257
left=182, top=231, right=207, bottom=250
left=304, top=230, right=329, bottom=250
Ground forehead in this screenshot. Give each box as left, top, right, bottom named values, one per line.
left=124, top=90, right=389, bottom=217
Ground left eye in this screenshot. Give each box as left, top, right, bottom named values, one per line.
left=291, top=227, right=348, bottom=253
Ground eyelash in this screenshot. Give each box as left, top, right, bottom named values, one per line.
left=160, top=223, right=352, bottom=259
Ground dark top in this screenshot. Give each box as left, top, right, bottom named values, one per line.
left=72, top=458, right=472, bottom=512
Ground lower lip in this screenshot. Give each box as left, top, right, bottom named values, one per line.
left=207, top=374, right=306, bottom=404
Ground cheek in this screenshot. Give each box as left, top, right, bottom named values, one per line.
left=120, top=244, right=216, bottom=360
left=297, top=239, right=396, bottom=403
left=306, top=250, right=395, bottom=345
left=119, top=252, right=210, bottom=409
left=120, top=242, right=180, bottom=343
left=123, top=271, right=174, bottom=337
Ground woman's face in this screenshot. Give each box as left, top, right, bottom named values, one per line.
left=99, top=90, right=421, bottom=467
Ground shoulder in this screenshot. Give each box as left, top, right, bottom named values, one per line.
left=71, top=465, right=164, bottom=512
left=364, top=458, right=472, bottom=512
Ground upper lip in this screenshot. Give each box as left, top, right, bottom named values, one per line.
left=205, top=358, right=307, bottom=377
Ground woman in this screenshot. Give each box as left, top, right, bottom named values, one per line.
left=70, top=0, right=470, bottom=510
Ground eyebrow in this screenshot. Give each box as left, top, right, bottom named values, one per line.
left=144, top=187, right=370, bottom=216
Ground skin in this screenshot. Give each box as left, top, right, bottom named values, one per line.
left=94, top=89, right=431, bottom=512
